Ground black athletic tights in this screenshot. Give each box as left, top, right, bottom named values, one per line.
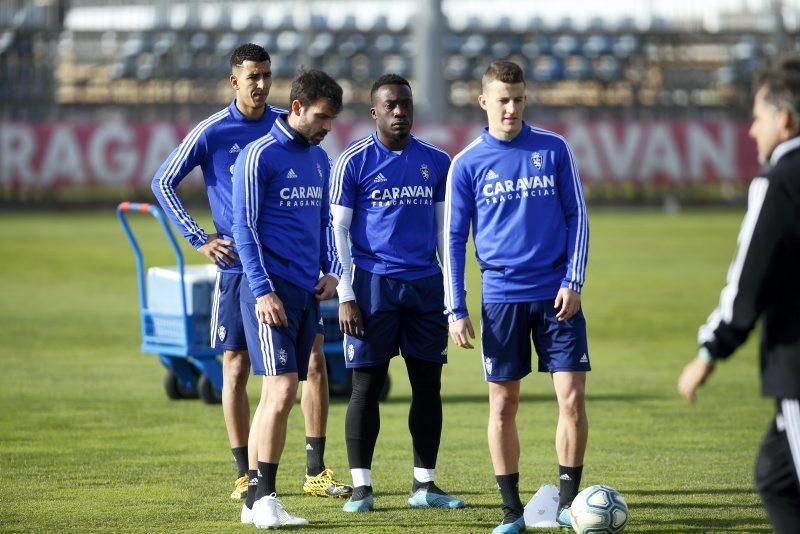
left=345, top=357, right=443, bottom=470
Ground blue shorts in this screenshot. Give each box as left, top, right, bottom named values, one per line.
left=343, top=269, right=448, bottom=368
left=240, top=274, right=319, bottom=379
left=316, top=313, right=324, bottom=335
left=210, top=271, right=248, bottom=351
left=481, top=300, right=590, bottom=382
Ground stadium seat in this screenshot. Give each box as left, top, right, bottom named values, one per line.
left=531, top=55, right=564, bottom=82
left=444, top=54, right=470, bottom=81
left=564, top=55, right=591, bottom=81
left=583, top=35, right=612, bottom=58
left=552, top=35, right=580, bottom=57
left=460, top=34, right=487, bottom=59
left=309, top=32, right=334, bottom=58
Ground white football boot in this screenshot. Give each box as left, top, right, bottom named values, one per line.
left=253, top=493, right=309, bottom=529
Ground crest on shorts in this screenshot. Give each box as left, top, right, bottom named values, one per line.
left=531, top=151, right=543, bottom=170
left=316, top=163, right=324, bottom=180
left=347, top=343, right=355, bottom=361
left=217, top=325, right=227, bottom=342
left=420, top=164, right=430, bottom=181
left=279, top=348, right=288, bottom=365
left=484, top=357, right=493, bottom=375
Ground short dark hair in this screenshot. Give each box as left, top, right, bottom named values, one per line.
left=289, top=69, right=343, bottom=113
left=754, top=54, right=800, bottom=134
left=482, top=61, right=525, bottom=89
left=230, top=43, right=271, bottom=68
left=370, top=73, right=411, bottom=101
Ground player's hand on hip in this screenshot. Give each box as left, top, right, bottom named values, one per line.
left=449, top=316, right=475, bottom=349
left=677, top=356, right=715, bottom=403
left=314, top=274, right=338, bottom=301
left=339, top=300, right=364, bottom=338
left=256, top=292, right=288, bottom=327
left=554, top=288, right=581, bottom=321
left=198, top=233, right=239, bottom=267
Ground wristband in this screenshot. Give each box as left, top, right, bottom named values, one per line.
left=698, top=346, right=716, bottom=365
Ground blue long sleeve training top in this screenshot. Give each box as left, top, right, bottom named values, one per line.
left=330, top=133, right=450, bottom=280
left=232, top=115, right=342, bottom=298
left=443, top=123, right=589, bottom=320
left=150, top=101, right=285, bottom=273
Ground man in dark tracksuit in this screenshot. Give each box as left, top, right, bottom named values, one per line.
left=679, top=55, right=800, bottom=533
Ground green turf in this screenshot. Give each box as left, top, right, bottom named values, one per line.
left=0, top=209, right=772, bottom=533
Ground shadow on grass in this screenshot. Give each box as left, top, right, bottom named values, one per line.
left=645, top=517, right=771, bottom=532
left=377, top=392, right=667, bottom=405
left=626, top=488, right=756, bottom=496
left=629, top=487, right=770, bottom=532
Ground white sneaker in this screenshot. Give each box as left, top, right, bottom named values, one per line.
left=253, top=493, right=309, bottom=529
left=241, top=503, right=255, bottom=524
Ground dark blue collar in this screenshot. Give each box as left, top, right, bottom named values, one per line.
left=228, top=100, right=272, bottom=123
left=271, top=114, right=311, bottom=148
left=481, top=121, right=530, bottom=149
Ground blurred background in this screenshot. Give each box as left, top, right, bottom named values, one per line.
left=1, top=0, right=798, bottom=204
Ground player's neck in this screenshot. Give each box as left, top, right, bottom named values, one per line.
left=236, top=101, right=266, bottom=121
left=487, top=124, right=523, bottom=142
left=377, top=131, right=410, bottom=151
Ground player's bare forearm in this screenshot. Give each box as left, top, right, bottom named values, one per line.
left=339, top=300, right=364, bottom=338
left=198, top=233, right=239, bottom=267
left=678, top=356, right=715, bottom=403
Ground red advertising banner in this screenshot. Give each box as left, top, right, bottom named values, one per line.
left=0, top=120, right=759, bottom=190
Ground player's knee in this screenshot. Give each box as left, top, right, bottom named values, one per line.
left=269, top=391, right=296, bottom=417
left=490, top=393, right=519, bottom=420
left=223, top=351, right=250, bottom=385
left=557, top=391, right=586, bottom=420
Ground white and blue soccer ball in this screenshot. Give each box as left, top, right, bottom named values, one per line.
left=569, top=484, right=628, bottom=534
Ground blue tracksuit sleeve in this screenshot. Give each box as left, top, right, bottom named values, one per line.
left=443, top=160, right=473, bottom=320
left=232, top=143, right=274, bottom=298
left=150, top=128, right=210, bottom=249
left=556, top=139, right=589, bottom=292
left=320, top=157, right=343, bottom=278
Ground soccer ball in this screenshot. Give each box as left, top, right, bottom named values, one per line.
left=569, top=484, right=628, bottom=534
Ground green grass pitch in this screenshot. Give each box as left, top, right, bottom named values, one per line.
left=0, top=209, right=772, bottom=532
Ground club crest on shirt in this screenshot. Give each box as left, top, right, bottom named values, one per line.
left=279, top=348, right=288, bottom=365
left=347, top=343, right=355, bottom=361
left=531, top=151, right=543, bottom=170
left=218, top=325, right=227, bottom=342
left=316, top=163, right=324, bottom=180
left=420, top=164, right=430, bottom=181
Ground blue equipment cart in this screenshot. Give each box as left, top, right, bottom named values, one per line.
left=117, top=201, right=224, bottom=403
left=117, top=201, right=384, bottom=402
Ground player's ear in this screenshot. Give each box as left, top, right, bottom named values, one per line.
left=478, top=94, right=488, bottom=111
left=290, top=99, right=303, bottom=116
left=778, top=108, right=794, bottom=136
left=229, top=73, right=238, bottom=90
left=370, top=107, right=377, bottom=120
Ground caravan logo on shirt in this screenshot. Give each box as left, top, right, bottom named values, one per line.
left=370, top=185, right=434, bottom=208
left=481, top=174, right=557, bottom=204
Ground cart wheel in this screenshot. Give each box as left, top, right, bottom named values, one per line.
left=379, top=374, right=391, bottom=402
left=164, top=371, right=183, bottom=400
left=198, top=373, right=222, bottom=404
left=176, top=373, right=199, bottom=399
